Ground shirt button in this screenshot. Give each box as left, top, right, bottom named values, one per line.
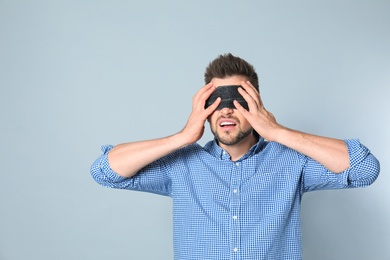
left=233, top=248, right=238, bottom=252
left=233, top=215, right=238, bottom=220
left=235, top=162, right=240, bottom=166
left=233, top=189, right=238, bottom=193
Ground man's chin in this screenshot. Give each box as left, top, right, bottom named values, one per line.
left=215, top=133, right=243, bottom=146
left=213, top=129, right=253, bottom=146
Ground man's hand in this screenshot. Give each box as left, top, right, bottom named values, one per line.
left=179, top=83, right=221, bottom=145
left=233, top=81, right=350, bottom=173
left=107, top=83, right=220, bottom=178
left=233, top=81, right=283, bottom=141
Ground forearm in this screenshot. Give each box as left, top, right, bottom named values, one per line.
left=108, top=132, right=189, bottom=178
left=102, top=83, right=220, bottom=178
left=272, top=127, right=350, bottom=173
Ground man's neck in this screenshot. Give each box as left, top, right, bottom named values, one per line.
left=219, top=135, right=258, bottom=161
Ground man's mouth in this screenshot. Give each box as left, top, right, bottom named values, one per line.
left=218, top=119, right=237, bottom=129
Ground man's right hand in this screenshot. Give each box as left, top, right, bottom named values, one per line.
left=107, top=83, right=220, bottom=178
left=178, top=82, right=221, bottom=145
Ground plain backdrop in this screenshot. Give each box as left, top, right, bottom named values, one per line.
left=0, top=1, right=389, bottom=259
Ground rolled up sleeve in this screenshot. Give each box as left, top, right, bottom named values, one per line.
left=90, top=145, right=128, bottom=188
left=344, top=139, right=380, bottom=187
left=303, top=139, right=380, bottom=192
left=90, top=145, right=172, bottom=196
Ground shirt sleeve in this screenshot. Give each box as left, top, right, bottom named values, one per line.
left=302, top=139, right=380, bottom=192
left=90, top=145, right=172, bottom=197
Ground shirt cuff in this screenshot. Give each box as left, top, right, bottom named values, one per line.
left=345, top=139, right=369, bottom=168
left=99, top=145, right=127, bottom=183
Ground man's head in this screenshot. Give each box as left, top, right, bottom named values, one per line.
left=204, top=53, right=259, bottom=91
left=205, top=54, right=260, bottom=146
left=207, top=75, right=256, bottom=146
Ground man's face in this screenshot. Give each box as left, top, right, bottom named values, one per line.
left=208, top=76, right=253, bottom=146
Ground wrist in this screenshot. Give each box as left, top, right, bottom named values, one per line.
left=272, top=127, right=301, bottom=144
left=172, top=131, right=196, bottom=148
left=261, top=125, right=289, bottom=143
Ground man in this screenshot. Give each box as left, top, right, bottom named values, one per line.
left=90, top=53, right=380, bottom=259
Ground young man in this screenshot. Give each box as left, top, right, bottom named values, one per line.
left=90, top=53, right=380, bottom=260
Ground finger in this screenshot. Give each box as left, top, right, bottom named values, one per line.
left=204, top=97, right=221, bottom=116
left=240, top=81, right=260, bottom=99
left=233, top=99, right=242, bottom=108
left=240, top=81, right=264, bottom=108
left=242, top=80, right=259, bottom=94
left=237, top=87, right=259, bottom=112
left=195, top=82, right=214, bottom=101
left=193, top=82, right=215, bottom=110
left=233, top=100, right=248, bottom=115
left=200, top=83, right=216, bottom=102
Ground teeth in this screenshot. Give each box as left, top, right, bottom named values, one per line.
left=220, top=122, right=235, bottom=126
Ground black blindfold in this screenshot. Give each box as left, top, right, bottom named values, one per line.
left=205, top=85, right=249, bottom=110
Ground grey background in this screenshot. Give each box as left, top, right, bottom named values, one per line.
left=0, top=0, right=389, bottom=259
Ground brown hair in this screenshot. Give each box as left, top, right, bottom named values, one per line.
left=204, top=53, right=259, bottom=90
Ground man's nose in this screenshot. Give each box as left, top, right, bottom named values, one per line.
left=220, top=107, right=234, bottom=115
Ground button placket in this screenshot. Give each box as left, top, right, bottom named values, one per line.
left=230, top=161, right=241, bottom=259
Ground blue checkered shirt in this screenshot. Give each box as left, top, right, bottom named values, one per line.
left=90, top=138, right=379, bottom=260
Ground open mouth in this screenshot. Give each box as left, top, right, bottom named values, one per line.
left=220, top=121, right=236, bottom=127
left=219, top=120, right=237, bottom=129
